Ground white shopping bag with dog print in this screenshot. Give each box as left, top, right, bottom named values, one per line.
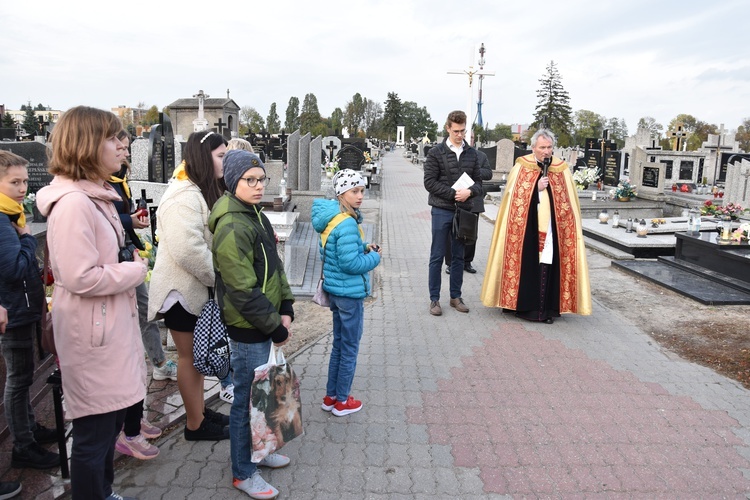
left=250, top=345, right=304, bottom=462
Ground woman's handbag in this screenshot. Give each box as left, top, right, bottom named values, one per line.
left=250, top=345, right=303, bottom=462
left=192, top=287, right=230, bottom=379
left=311, top=213, right=352, bottom=307
left=312, top=278, right=330, bottom=307
left=453, top=207, right=478, bottom=243
left=40, top=242, right=56, bottom=355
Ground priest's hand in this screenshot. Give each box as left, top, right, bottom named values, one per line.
left=537, top=176, right=549, bottom=192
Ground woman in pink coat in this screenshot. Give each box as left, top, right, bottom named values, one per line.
left=36, top=106, right=148, bottom=500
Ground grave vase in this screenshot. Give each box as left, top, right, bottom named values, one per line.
left=617, top=196, right=631, bottom=202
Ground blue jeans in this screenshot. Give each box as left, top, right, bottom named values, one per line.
left=326, top=295, right=364, bottom=402
left=230, top=339, right=271, bottom=480
left=136, top=282, right=165, bottom=366
left=429, top=206, right=464, bottom=301
left=1, top=323, right=39, bottom=449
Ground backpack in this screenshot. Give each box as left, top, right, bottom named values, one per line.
left=192, top=288, right=231, bottom=378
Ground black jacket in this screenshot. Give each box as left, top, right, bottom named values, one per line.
left=423, top=139, right=483, bottom=211
left=471, top=149, right=495, bottom=213
left=108, top=173, right=145, bottom=251
left=0, top=214, right=45, bottom=328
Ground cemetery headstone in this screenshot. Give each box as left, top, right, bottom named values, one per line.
left=679, top=160, right=694, bottom=181
left=148, top=113, right=176, bottom=183
left=298, top=132, right=311, bottom=191
left=0, top=129, right=15, bottom=141
left=602, top=151, right=621, bottom=186
left=584, top=150, right=601, bottom=170
left=642, top=166, right=659, bottom=188
left=0, top=141, right=51, bottom=193
left=286, top=130, right=300, bottom=190
left=496, top=138, right=515, bottom=172
left=323, top=136, right=341, bottom=162
left=478, top=145, right=497, bottom=171
left=337, top=145, right=365, bottom=171
left=309, top=135, right=322, bottom=191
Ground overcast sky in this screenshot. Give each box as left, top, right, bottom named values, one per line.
left=2, top=0, right=748, bottom=137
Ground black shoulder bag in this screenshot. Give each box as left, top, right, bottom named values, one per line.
left=442, top=155, right=478, bottom=243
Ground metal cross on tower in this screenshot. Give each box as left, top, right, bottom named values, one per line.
left=447, top=44, right=495, bottom=146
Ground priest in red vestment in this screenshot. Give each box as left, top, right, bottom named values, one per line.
left=480, top=129, right=591, bottom=323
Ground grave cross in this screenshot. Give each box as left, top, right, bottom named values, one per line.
left=326, top=140, right=339, bottom=162
left=668, top=124, right=687, bottom=151
left=214, top=117, right=227, bottom=135
left=278, top=130, right=288, bottom=144
left=139, top=189, right=153, bottom=206
left=587, top=139, right=596, bottom=150
left=711, top=123, right=725, bottom=185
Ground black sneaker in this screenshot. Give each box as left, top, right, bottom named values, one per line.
left=0, top=481, right=22, bottom=499
left=204, top=407, right=230, bottom=426
left=11, top=443, right=60, bottom=469
left=33, top=424, right=58, bottom=444
left=184, top=418, right=229, bottom=441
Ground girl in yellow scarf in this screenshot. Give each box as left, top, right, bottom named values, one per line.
left=0, top=151, right=30, bottom=228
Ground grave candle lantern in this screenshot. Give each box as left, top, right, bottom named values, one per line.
left=636, top=219, right=648, bottom=237
left=612, top=210, right=620, bottom=228
left=598, top=209, right=609, bottom=224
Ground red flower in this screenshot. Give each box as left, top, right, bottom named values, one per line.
left=704, top=200, right=714, bottom=207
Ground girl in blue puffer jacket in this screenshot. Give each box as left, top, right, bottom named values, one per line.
left=311, top=169, right=381, bottom=417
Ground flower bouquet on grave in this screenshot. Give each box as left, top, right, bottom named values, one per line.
left=23, top=193, right=35, bottom=214
left=702, top=200, right=746, bottom=219
left=614, top=178, right=637, bottom=200
left=363, top=151, right=372, bottom=164
left=324, top=160, right=339, bottom=178
left=572, top=167, right=600, bottom=190
left=731, top=222, right=750, bottom=242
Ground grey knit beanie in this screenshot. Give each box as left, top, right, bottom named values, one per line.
left=333, top=169, right=366, bottom=196
left=223, top=149, right=265, bottom=195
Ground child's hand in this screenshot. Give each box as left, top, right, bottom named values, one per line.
left=12, top=222, right=31, bottom=236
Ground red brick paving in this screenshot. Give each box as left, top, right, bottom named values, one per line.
left=406, top=322, right=750, bottom=497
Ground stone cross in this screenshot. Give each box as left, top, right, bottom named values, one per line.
left=194, top=90, right=208, bottom=120
left=278, top=130, right=288, bottom=145
left=326, top=140, right=338, bottom=162
left=192, top=89, right=209, bottom=132
left=668, top=124, right=687, bottom=151
left=710, top=123, right=725, bottom=184
left=214, top=117, right=227, bottom=135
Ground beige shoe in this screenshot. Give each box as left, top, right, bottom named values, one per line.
left=429, top=301, right=442, bottom=316
left=450, top=298, right=469, bottom=313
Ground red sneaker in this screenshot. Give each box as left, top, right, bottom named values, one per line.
left=332, top=396, right=362, bottom=417
left=321, top=395, right=336, bottom=412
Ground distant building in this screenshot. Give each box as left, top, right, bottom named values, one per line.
left=167, top=94, right=240, bottom=139
left=3, top=108, right=62, bottom=127
left=111, top=105, right=149, bottom=126
left=510, top=123, right=529, bottom=142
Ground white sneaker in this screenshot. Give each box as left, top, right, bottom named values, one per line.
left=219, top=384, right=234, bottom=404
left=233, top=472, right=278, bottom=499
left=152, top=360, right=177, bottom=381
left=258, top=452, right=290, bottom=469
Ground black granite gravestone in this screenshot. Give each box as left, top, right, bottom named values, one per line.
left=478, top=146, right=497, bottom=169
left=0, top=129, right=16, bottom=141
left=0, top=141, right=51, bottom=193
left=679, top=160, right=694, bottom=181
left=337, top=145, right=365, bottom=171
left=148, top=113, right=175, bottom=183
left=660, top=160, right=673, bottom=179
left=642, top=166, right=659, bottom=188
left=584, top=150, right=601, bottom=170
left=602, top=151, right=621, bottom=186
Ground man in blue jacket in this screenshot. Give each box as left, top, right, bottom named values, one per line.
left=423, top=110, right=483, bottom=316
